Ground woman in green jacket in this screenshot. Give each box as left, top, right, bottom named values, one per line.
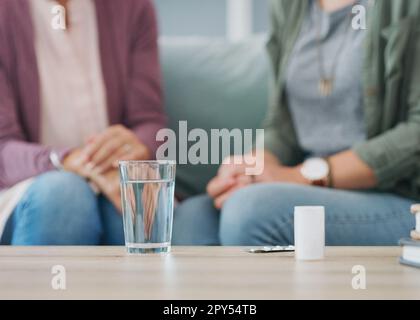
left=173, top=0, right=420, bottom=245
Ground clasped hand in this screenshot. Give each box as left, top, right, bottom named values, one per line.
left=207, top=151, right=307, bottom=209
left=62, top=125, right=151, bottom=211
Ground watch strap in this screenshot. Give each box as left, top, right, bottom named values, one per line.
left=325, top=157, right=333, bottom=188
left=49, top=150, right=64, bottom=171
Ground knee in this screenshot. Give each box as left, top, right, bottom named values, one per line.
left=219, top=185, right=264, bottom=245
left=14, top=171, right=101, bottom=245
left=220, top=184, right=295, bottom=246
left=174, top=195, right=215, bottom=225
left=27, top=171, right=95, bottom=208
left=173, top=194, right=220, bottom=245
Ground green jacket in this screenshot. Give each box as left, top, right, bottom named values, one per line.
left=264, top=0, right=420, bottom=200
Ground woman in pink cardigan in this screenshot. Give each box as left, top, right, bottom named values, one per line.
left=0, top=0, right=166, bottom=245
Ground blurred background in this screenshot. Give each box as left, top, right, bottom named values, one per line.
left=155, top=0, right=269, bottom=38
left=154, top=0, right=271, bottom=197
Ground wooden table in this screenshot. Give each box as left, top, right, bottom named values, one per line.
left=0, top=246, right=419, bottom=300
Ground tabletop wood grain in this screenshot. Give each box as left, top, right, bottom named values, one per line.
left=0, top=246, right=419, bottom=300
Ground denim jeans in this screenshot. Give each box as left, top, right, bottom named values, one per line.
left=0, top=172, right=124, bottom=245
left=172, top=183, right=416, bottom=246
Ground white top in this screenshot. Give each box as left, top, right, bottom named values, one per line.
left=36, top=0, right=108, bottom=148
left=0, top=0, right=108, bottom=238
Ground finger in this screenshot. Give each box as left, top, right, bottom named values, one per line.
left=236, top=174, right=253, bottom=185
left=128, top=184, right=136, bottom=220
left=142, top=183, right=156, bottom=240
left=218, top=158, right=247, bottom=178
left=82, top=126, right=122, bottom=160
left=213, top=179, right=252, bottom=209
left=220, top=165, right=247, bottom=179
left=147, top=183, right=160, bottom=238
left=95, top=146, right=132, bottom=174
left=90, top=171, right=119, bottom=198
left=214, top=185, right=243, bottom=210
left=89, top=172, right=106, bottom=192
left=85, top=134, right=98, bottom=145
left=90, top=137, right=126, bottom=168
left=96, top=145, right=149, bottom=174
left=83, top=133, right=110, bottom=160
left=111, top=144, right=149, bottom=169
left=206, top=176, right=237, bottom=198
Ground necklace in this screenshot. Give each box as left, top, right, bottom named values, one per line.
left=315, top=1, right=355, bottom=97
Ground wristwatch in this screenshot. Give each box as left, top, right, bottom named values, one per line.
left=300, top=157, right=332, bottom=187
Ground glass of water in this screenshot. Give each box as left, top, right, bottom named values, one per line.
left=119, top=161, right=176, bottom=254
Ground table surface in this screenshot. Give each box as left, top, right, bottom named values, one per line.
left=1, top=246, right=419, bottom=300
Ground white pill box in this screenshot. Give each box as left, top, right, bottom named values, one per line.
left=294, top=206, right=325, bottom=261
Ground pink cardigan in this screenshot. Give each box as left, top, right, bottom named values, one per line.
left=0, top=0, right=167, bottom=190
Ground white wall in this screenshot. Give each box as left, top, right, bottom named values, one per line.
left=154, top=0, right=269, bottom=37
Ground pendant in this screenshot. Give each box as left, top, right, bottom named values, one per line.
left=319, top=78, right=334, bottom=97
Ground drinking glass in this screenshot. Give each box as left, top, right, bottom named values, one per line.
left=119, top=161, right=176, bottom=254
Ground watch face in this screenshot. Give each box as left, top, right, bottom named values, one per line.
left=301, top=158, right=329, bottom=181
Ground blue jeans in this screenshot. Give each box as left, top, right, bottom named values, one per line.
left=172, top=183, right=416, bottom=246
left=0, top=172, right=124, bottom=245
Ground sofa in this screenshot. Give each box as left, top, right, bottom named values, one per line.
left=160, top=36, right=270, bottom=198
